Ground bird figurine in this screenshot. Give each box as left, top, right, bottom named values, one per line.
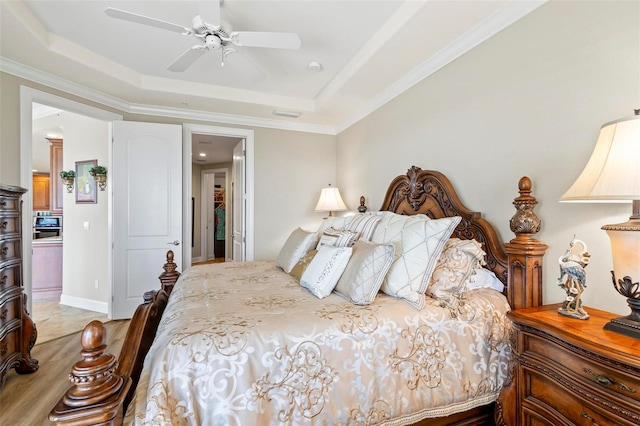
left=557, top=237, right=591, bottom=319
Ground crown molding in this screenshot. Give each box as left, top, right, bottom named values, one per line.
left=335, top=0, right=547, bottom=133
left=1, top=57, right=335, bottom=135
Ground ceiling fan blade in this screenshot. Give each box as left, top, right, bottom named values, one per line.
left=231, top=32, right=301, bottom=50
left=105, top=7, right=192, bottom=35
left=167, top=46, right=207, bottom=72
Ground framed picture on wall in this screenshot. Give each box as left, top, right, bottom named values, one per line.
left=75, top=159, right=97, bottom=204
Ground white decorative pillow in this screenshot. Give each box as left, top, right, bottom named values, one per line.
left=335, top=240, right=395, bottom=305
left=344, top=214, right=383, bottom=241
left=427, top=238, right=486, bottom=300
left=372, top=214, right=461, bottom=310
left=300, top=246, right=353, bottom=299
left=276, top=228, right=318, bottom=273
left=318, top=227, right=359, bottom=248
left=465, top=267, right=505, bottom=292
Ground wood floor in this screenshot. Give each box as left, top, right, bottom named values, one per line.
left=31, top=298, right=110, bottom=344
left=0, top=320, right=130, bottom=425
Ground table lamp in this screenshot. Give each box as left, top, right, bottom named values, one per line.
left=560, top=110, right=640, bottom=338
left=315, top=184, right=347, bottom=217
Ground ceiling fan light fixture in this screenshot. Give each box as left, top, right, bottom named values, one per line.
left=273, top=110, right=301, bottom=118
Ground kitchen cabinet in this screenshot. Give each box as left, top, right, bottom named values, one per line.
left=32, top=174, right=50, bottom=211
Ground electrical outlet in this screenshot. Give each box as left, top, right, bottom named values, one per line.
left=84, top=221, right=90, bottom=230
left=94, top=279, right=99, bottom=289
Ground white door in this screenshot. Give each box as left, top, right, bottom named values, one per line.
left=232, top=140, right=245, bottom=261
left=206, top=173, right=216, bottom=260
left=112, top=121, right=183, bottom=319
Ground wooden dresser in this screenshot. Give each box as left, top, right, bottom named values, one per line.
left=497, top=304, right=640, bottom=426
left=0, top=184, right=38, bottom=387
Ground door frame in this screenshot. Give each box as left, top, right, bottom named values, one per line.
left=200, top=168, right=229, bottom=262
left=183, top=124, right=254, bottom=262
left=19, top=86, right=123, bottom=314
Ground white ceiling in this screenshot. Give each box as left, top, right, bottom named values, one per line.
left=2, top=1, right=545, bottom=134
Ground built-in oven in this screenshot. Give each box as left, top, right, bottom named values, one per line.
left=33, top=216, right=62, bottom=239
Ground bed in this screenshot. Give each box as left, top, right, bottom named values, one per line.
left=50, top=167, right=547, bottom=425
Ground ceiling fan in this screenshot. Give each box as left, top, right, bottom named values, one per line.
left=104, top=0, right=301, bottom=73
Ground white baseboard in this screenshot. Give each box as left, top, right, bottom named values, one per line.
left=191, top=256, right=203, bottom=263
left=59, top=294, right=108, bottom=314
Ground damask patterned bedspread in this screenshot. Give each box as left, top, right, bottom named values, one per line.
left=125, top=261, right=512, bottom=425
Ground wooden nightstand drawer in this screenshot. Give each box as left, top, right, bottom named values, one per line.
left=524, top=331, right=640, bottom=407
left=497, top=304, right=640, bottom=426
left=523, top=366, right=637, bottom=426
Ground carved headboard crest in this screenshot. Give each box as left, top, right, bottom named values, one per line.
left=379, top=166, right=509, bottom=285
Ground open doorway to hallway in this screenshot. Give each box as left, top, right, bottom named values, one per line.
left=191, top=134, right=240, bottom=265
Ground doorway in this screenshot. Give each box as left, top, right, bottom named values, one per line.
left=183, top=124, right=255, bottom=264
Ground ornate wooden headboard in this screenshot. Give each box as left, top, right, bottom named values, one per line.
left=379, top=166, right=509, bottom=285
left=378, top=166, right=548, bottom=311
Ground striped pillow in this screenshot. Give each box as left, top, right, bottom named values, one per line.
left=345, top=214, right=382, bottom=241
left=318, top=227, right=359, bottom=248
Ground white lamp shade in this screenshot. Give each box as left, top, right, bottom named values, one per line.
left=315, top=186, right=347, bottom=212
left=561, top=114, right=640, bottom=202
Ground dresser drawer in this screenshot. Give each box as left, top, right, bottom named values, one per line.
left=0, top=326, right=19, bottom=370
left=0, top=261, right=22, bottom=290
left=0, top=291, right=21, bottom=329
left=522, top=366, right=637, bottom=426
left=525, top=331, right=640, bottom=407
left=0, top=214, right=21, bottom=236
left=0, top=195, right=20, bottom=213
left=0, top=237, right=21, bottom=264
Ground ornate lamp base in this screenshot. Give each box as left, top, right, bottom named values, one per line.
left=604, top=315, right=640, bottom=339
left=604, top=274, right=640, bottom=339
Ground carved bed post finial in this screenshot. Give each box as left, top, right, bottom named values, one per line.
left=159, top=250, right=181, bottom=295
left=49, top=321, right=131, bottom=425
left=504, top=177, right=548, bottom=311
left=509, top=177, right=541, bottom=241
left=358, top=196, right=367, bottom=213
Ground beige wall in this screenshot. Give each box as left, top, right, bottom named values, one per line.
left=337, top=1, right=640, bottom=315
left=60, top=111, right=109, bottom=304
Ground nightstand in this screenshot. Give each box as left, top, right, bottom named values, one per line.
left=496, top=304, right=640, bottom=426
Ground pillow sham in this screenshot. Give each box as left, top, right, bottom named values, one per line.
left=276, top=228, right=318, bottom=273
left=334, top=240, right=395, bottom=305
left=371, top=213, right=461, bottom=310
left=318, top=227, right=359, bottom=248
left=289, top=250, right=318, bottom=281
left=427, top=238, right=486, bottom=301
left=300, top=246, right=353, bottom=299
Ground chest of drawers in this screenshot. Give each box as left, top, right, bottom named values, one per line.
left=0, top=184, right=38, bottom=387
left=497, top=304, right=640, bottom=426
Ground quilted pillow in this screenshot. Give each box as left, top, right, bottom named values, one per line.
left=300, top=246, right=353, bottom=299
left=335, top=240, right=395, bottom=305
left=427, top=238, right=486, bottom=301
left=372, top=213, right=461, bottom=310
left=289, top=250, right=318, bottom=281
left=318, top=227, right=359, bottom=248
left=276, top=228, right=318, bottom=273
